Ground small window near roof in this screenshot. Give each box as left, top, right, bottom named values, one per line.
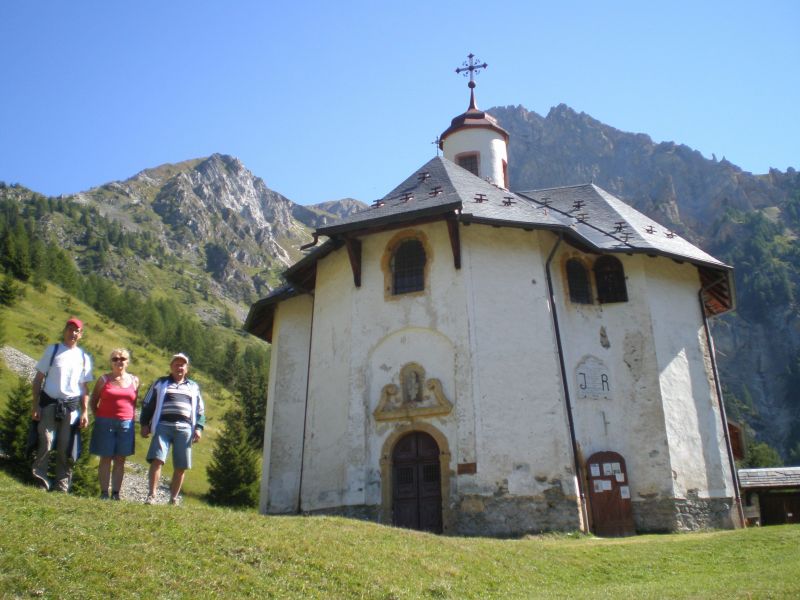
left=594, top=256, right=628, bottom=303
left=566, top=259, right=592, bottom=304
left=392, top=239, right=426, bottom=294
left=457, top=153, right=479, bottom=178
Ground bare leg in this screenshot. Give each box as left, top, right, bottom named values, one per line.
left=98, top=456, right=112, bottom=495
left=170, top=468, right=186, bottom=501
left=148, top=460, right=163, bottom=497
left=111, top=456, right=126, bottom=494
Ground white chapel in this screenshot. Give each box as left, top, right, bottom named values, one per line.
left=245, top=57, right=742, bottom=536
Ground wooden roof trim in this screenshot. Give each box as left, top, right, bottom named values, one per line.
left=699, top=266, right=735, bottom=316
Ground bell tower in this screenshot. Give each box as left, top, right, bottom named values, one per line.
left=439, top=54, right=509, bottom=189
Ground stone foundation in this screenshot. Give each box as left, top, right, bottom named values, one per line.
left=633, top=495, right=736, bottom=532
left=297, top=494, right=736, bottom=536
left=451, top=488, right=582, bottom=537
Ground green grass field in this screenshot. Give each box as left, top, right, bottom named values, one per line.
left=0, top=471, right=798, bottom=599
left=0, top=280, right=239, bottom=498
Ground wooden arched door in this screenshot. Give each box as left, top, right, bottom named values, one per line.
left=392, top=431, right=443, bottom=533
left=586, top=451, right=636, bottom=537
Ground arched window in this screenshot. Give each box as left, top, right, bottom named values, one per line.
left=594, top=256, right=628, bottom=303
left=456, top=152, right=479, bottom=177
left=566, top=259, right=592, bottom=304
left=392, top=239, right=426, bottom=294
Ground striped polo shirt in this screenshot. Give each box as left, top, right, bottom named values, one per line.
left=158, top=379, right=195, bottom=424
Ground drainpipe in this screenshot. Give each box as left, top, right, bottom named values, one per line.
left=296, top=292, right=316, bottom=514
left=699, top=276, right=745, bottom=527
left=544, top=233, right=589, bottom=532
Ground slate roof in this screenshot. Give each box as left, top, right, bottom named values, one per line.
left=515, top=184, right=727, bottom=268
left=318, top=156, right=729, bottom=270
left=738, top=467, right=800, bottom=489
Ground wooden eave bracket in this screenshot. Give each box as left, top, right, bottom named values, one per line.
left=699, top=267, right=734, bottom=316
left=345, top=236, right=362, bottom=287
left=446, top=215, right=461, bottom=270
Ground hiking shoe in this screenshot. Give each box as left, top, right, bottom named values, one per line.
left=100, top=492, right=110, bottom=500
left=111, top=492, right=120, bottom=501
left=32, top=472, right=50, bottom=491
left=144, top=495, right=156, bottom=505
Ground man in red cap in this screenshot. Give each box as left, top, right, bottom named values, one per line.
left=31, top=317, right=94, bottom=492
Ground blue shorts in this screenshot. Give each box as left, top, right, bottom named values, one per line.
left=90, top=417, right=135, bottom=457
left=146, top=421, right=193, bottom=470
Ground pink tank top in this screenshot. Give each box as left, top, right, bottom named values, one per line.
left=95, top=375, right=138, bottom=420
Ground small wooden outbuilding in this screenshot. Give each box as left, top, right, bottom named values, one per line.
left=739, top=467, right=800, bottom=526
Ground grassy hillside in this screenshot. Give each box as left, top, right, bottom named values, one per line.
left=0, top=279, right=240, bottom=498
left=0, top=471, right=798, bottom=598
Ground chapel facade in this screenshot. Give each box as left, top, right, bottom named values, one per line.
left=245, top=60, right=742, bottom=536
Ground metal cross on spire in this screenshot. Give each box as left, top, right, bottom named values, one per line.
left=432, top=135, right=441, bottom=156
left=455, top=53, right=488, bottom=109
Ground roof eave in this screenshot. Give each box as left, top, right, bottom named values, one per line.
left=317, top=202, right=463, bottom=237
left=244, top=285, right=301, bottom=342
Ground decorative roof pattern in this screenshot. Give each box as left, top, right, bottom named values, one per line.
left=738, top=467, right=800, bottom=489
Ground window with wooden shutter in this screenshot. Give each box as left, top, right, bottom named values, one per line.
left=566, top=259, right=593, bottom=304
left=594, top=256, right=628, bottom=303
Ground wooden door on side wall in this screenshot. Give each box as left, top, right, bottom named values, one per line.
left=760, top=492, right=800, bottom=525
left=586, top=451, right=636, bottom=537
left=392, top=431, right=443, bottom=533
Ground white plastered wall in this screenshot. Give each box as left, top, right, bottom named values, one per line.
left=260, top=294, right=313, bottom=514
left=459, top=226, right=576, bottom=499
left=299, top=248, right=357, bottom=510
left=646, top=259, right=734, bottom=499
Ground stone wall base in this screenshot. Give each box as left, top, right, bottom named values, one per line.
left=632, top=495, right=736, bottom=532
left=452, top=490, right=582, bottom=537
left=296, top=494, right=737, bottom=536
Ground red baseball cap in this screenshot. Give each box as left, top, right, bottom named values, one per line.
left=66, top=317, right=83, bottom=330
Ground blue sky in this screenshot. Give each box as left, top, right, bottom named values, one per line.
left=1, top=1, right=798, bottom=205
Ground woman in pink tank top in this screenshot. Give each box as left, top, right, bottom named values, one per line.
left=89, top=348, right=139, bottom=500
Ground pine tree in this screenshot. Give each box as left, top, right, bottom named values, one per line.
left=69, top=424, right=99, bottom=497
left=0, top=274, right=22, bottom=307
left=0, top=378, right=34, bottom=478
left=236, top=361, right=268, bottom=448
left=206, top=407, right=259, bottom=507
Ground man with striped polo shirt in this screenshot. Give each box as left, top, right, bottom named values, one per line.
left=140, top=353, right=205, bottom=505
